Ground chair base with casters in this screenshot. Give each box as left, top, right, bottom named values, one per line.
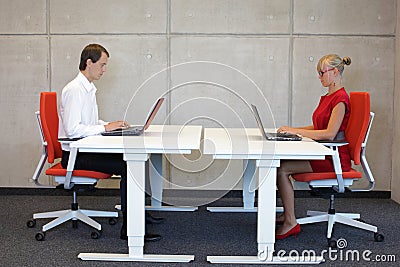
left=28, top=162, right=119, bottom=241
left=28, top=99, right=119, bottom=241
left=296, top=190, right=384, bottom=247
left=293, top=140, right=384, bottom=246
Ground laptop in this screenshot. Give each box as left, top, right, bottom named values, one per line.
left=101, top=98, right=164, bottom=136
left=251, top=104, right=302, bottom=141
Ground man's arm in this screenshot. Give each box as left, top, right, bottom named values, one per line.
left=60, top=87, right=105, bottom=138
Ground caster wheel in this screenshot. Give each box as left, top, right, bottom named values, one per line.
left=91, top=230, right=102, bottom=239
left=108, top=218, right=117, bottom=225
left=328, top=238, right=337, bottom=248
left=27, top=219, right=36, bottom=228
left=72, top=220, right=78, bottom=229
left=374, top=232, right=384, bottom=242
left=35, top=232, right=45, bottom=241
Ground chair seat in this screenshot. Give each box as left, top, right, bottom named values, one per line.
left=45, top=163, right=111, bottom=179
left=293, top=168, right=362, bottom=182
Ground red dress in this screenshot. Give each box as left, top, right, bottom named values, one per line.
left=309, top=88, right=352, bottom=172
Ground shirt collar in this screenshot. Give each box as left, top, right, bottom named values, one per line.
left=77, top=72, right=96, bottom=93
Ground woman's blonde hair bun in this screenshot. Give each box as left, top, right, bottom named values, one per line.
left=342, top=57, right=351, bottom=66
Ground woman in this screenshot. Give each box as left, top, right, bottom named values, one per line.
left=275, top=54, right=352, bottom=240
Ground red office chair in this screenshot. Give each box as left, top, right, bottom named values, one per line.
left=27, top=92, right=118, bottom=241
left=293, top=92, right=384, bottom=247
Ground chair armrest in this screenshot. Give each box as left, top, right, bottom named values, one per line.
left=64, top=147, right=78, bottom=189
left=58, top=137, right=83, bottom=144
left=317, top=140, right=348, bottom=147
left=324, top=145, right=345, bottom=193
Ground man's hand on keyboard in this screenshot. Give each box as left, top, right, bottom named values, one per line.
left=105, top=120, right=129, bottom=132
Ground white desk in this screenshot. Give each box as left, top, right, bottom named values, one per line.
left=203, top=128, right=334, bottom=264
left=72, top=125, right=202, bottom=262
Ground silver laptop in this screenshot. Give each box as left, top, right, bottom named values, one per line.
left=101, top=98, right=164, bottom=136
left=251, top=104, right=302, bottom=141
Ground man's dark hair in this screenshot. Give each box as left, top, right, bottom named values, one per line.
left=79, top=44, right=109, bottom=71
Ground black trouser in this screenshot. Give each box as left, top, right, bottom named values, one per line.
left=61, top=150, right=127, bottom=212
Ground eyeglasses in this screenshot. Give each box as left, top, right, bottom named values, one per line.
left=318, top=67, right=335, bottom=77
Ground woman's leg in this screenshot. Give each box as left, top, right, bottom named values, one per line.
left=276, top=160, right=312, bottom=235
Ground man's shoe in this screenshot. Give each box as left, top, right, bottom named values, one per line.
left=120, top=226, right=161, bottom=242
left=120, top=226, right=127, bottom=240
left=146, top=212, right=165, bottom=224
left=145, top=233, right=162, bottom=242
left=121, top=232, right=162, bottom=242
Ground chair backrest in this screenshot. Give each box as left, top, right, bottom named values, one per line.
left=345, top=92, right=370, bottom=165
left=40, top=92, right=62, bottom=163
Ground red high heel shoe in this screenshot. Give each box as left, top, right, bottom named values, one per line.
left=275, top=223, right=301, bottom=240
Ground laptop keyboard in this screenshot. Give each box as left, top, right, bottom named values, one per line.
left=276, top=132, right=294, bottom=137
left=266, top=132, right=302, bottom=141
left=101, top=126, right=143, bottom=136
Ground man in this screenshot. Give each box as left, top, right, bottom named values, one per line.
left=58, top=43, right=162, bottom=241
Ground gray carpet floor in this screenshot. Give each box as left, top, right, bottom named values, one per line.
left=1, top=193, right=399, bottom=267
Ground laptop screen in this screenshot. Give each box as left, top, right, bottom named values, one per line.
left=143, top=98, right=164, bottom=130
left=251, top=104, right=268, bottom=139
left=251, top=104, right=302, bottom=141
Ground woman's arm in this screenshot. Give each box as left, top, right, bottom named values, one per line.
left=278, top=125, right=313, bottom=132
left=278, top=102, right=346, bottom=141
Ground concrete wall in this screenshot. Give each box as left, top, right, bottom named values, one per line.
left=0, top=0, right=396, bottom=193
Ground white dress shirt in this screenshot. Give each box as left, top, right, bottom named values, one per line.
left=58, top=72, right=107, bottom=151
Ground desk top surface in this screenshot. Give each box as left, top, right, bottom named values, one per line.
left=203, top=128, right=334, bottom=159
left=70, top=125, right=202, bottom=152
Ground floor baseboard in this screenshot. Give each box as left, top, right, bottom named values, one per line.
left=0, top=187, right=391, bottom=199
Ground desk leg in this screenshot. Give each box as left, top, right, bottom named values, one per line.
left=207, top=159, right=257, bottom=212
left=243, top=159, right=256, bottom=209
left=207, top=159, right=284, bottom=214
left=127, top=159, right=146, bottom=257
left=207, top=159, right=283, bottom=215
left=207, top=160, right=277, bottom=264
left=207, top=160, right=323, bottom=264
left=78, top=154, right=194, bottom=262
left=149, top=154, right=162, bottom=208
left=256, top=160, right=277, bottom=261
left=147, top=154, right=198, bottom=212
